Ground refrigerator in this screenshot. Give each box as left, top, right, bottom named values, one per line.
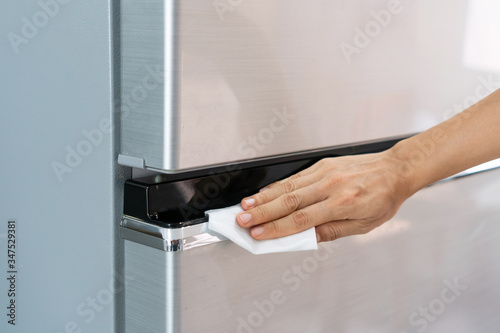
left=1, top=0, right=500, bottom=332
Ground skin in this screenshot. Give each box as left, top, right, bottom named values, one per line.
left=236, top=89, right=500, bottom=242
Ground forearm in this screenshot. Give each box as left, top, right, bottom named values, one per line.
left=390, top=89, right=500, bottom=196
left=237, top=90, right=500, bottom=242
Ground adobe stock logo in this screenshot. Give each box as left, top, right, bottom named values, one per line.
left=236, top=243, right=340, bottom=333
left=213, top=0, right=244, bottom=21
left=51, top=64, right=162, bottom=182
left=340, top=0, right=404, bottom=64
left=237, top=106, right=296, bottom=158
left=7, top=0, right=70, bottom=54
left=51, top=120, right=112, bottom=182
left=403, top=278, right=468, bottom=333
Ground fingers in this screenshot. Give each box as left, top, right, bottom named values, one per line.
left=237, top=182, right=325, bottom=228
left=241, top=172, right=321, bottom=211
left=275, top=160, right=325, bottom=186
left=248, top=200, right=348, bottom=240
left=245, top=160, right=327, bottom=204
left=233, top=154, right=403, bottom=243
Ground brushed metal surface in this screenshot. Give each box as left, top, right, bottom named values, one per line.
left=120, top=0, right=500, bottom=172
left=125, top=243, right=181, bottom=333
left=123, top=168, right=500, bottom=332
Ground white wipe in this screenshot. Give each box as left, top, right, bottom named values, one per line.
left=206, top=204, right=318, bottom=255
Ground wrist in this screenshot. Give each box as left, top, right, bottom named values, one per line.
left=385, top=139, right=423, bottom=198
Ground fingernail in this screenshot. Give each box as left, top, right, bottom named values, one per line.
left=316, top=232, right=321, bottom=243
left=243, top=198, right=256, bottom=207
left=238, top=213, right=252, bottom=225
left=259, top=187, right=269, bottom=192
left=251, top=226, right=264, bottom=237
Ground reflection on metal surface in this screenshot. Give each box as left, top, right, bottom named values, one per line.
left=455, top=158, right=500, bottom=177
left=120, top=217, right=225, bottom=252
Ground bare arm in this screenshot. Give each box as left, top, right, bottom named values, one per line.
left=236, top=90, right=500, bottom=242
left=394, top=89, right=500, bottom=195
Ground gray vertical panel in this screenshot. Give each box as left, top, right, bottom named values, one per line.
left=0, top=0, right=122, bottom=332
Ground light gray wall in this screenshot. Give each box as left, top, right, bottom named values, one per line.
left=0, top=1, right=125, bottom=332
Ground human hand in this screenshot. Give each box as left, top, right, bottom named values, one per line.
left=236, top=150, right=412, bottom=242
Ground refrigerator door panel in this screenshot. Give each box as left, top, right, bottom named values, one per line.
left=120, top=0, right=500, bottom=172
left=123, top=169, right=500, bottom=332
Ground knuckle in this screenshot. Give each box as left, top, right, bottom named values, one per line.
left=267, top=221, right=280, bottom=234
left=323, top=223, right=343, bottom=241
left=319, top=174, right=342, bottom=191
left=292, top=210, right=310, bottom=229
left=281, top=180, right=296, bottom=193
left=254, top=204, right=269, bottom=220
left=258, top=191, right=270, bottom=203
left=352, top=185, right=364, bottom=197
left=339, top=187, right=362, bottom=206
left=339, top=194, right=355, bottom=207
left=282, top=193, right=300, bottom=211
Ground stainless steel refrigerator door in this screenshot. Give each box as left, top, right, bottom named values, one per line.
left=120, top=0, right=500, bottom=172
left=123, top=168, right=500, bottom=332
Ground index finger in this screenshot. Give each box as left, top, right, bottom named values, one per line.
left=241, top=173, right=319, bottom=210
left=241, top=160, right=326, bottom=210
left=249, top=199, right=348, bottom=240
